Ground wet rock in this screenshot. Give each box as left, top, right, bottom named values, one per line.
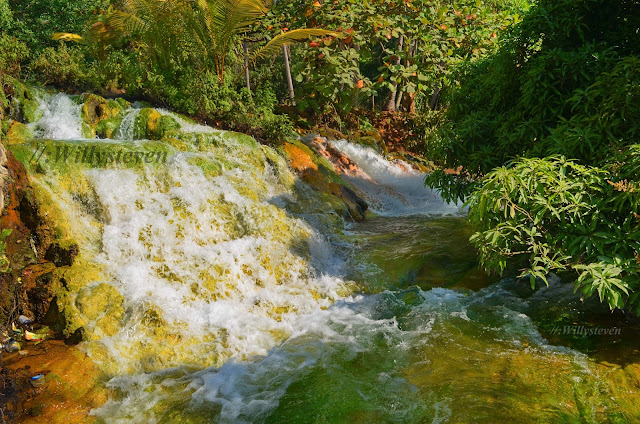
left=44, top=242, right=79, bottom=267
left=3, top=340, right=109, bottom=423
left=282, top=141, right=368, bottom=221
left=94, top=116, right=123, bottom=139
left=133, top=108, right=180, bottom=140
left=5, top=121, right=33, bottom=145
left=82, top=94, right=113, bottom=125
left=22, top=99, right=41, bottom=124
left=81, top=94, right=128, bottom=138
left=351, top=129, right=387, bottom=155
left=157, top=115, right=181, bottom=138
left=328, top=182, right=368, bottom=221
left=283, top=142, right=318, bottom=172
left=75, top=283, right=124, bottom=331
left=64, top=327, right=85, bottom=345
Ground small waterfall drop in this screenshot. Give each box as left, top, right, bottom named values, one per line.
left=114, top=108, right=140, bottom=140
left=32, top=93, right=86, bottom=139
left=328, top=139, right=461, bottom=216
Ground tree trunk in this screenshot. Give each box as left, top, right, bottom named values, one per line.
left=403, top=93, right=416, bottom=113
left=243, top=41, right=251, bottom=92
left=395, top=91, right=403, bottom=110
left=429, top=86, right=442, bottom=110
left=383, top=35, right=404, bottom=112
left=283, top=45, right=296, bottom=106
left=403, top=39, right=417, bottom=113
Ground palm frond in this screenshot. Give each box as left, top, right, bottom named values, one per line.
left=52, top=33, right=85, bottom=43
left=248, top=29, right=340, bottom=64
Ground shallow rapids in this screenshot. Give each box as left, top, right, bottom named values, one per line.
left=9, top=91, right=640, bottom=423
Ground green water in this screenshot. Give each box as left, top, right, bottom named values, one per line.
left=96, top=216, right=640, bottom=424
left=346, top=216, right=492, bottom=292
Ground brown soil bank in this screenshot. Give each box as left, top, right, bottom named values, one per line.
left=1, top=340, right=106, bottom=423
left=0, top=141, right=101, bottom=423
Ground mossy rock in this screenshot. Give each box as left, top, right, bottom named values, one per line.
left=75, top=282, right=123, bottom=321
left=82, top=94, right=111, bottom=125
left=114, top=97, right=131, bottom=110
left=224, top=132, right=259, bottom=148
left=316, top=126, right=347, bottom=140
left=157, top=115, right=181, bottom=138
left=81, top=94, right=128, bottom=140
left=53, top=260, right=105, bottom=294
left=281, top=141, right=368, bottom=221
left=5, top=121, right=34, bottom=145
left=95, top=116, right=123, bottom=139
left=22, top=98, right=42, bottom=123
left=187, top=155, right=224, bottom=178
left=175, top=132, right=223, bottom=150
left=349, top=129, right=386, bottom=155
left=163, top=137, right=189, bottom=152
left=134, top=108, right=169, bottom=140
left=82, top=122, right=95, bottom=139
left=108, top=98, right=130, bottom=113
left=44, top=241, right=79, bottom=267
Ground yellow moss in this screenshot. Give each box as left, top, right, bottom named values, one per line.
left=76, top=282, right=124, bottom=321
left=5, top=121, right=33, bottom=145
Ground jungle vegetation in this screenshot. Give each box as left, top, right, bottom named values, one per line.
left=1, top=0, right=638, bottom=313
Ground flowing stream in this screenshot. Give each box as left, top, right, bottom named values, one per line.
left=10, top=92, right=640, bottom=423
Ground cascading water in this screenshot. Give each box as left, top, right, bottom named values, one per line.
left=114, top=108, right=141, bottom=140
left=31, top=93, right=85, bottom=140
left=10, top=94, right=640, bottom=423
left=328, top=139, right=461, bottom=216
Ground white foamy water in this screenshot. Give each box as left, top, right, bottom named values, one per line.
left=85, top=152, right=351, bottom=372
left=94, top=278, right=597, bottom=423
left=156, top=108, right=220, bottom=134
left=32, top=93, right=86, bottom=139
left=329, top=139, right=462, bottom=216
left=113, top=108, right=140, bottom=140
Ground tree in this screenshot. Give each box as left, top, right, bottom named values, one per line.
left=55, top=0, right=336, bottom=84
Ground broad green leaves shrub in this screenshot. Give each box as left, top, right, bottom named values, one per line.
left=467, top=153, right=640, bottom=313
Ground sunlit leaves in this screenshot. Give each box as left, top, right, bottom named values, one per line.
left=466, top=152, right=640, bottom=313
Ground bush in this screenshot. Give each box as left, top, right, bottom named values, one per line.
left=30, top=43, right=86, bottom=89
left=466, top=152, right=640, bottom=313
left=259, top=113, right=295, bottom=146
left=7, top=0, right=108, bottom=51
left=0, top=0, right=13, bottom=31
left=0, top=33, right=29, bottom=79
left=0, top=34, right=30, bottom=116
left=426, top=0, right=640, bottom=201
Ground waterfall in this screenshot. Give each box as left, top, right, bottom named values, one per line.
left=328, top=139, right=462, bottom=216
left=114, top=108, right=141, bottom=140
left=32, top=93, right=86, bottom=140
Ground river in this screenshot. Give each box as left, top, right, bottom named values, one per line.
left=8, top=91, right=640, bottom=423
